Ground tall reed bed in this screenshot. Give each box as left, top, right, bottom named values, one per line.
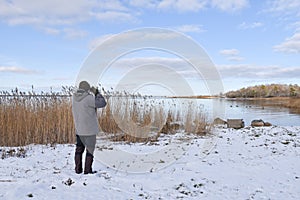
left=0, top=87, right=210, bottom=146
left=0, top=88, right=75, bottom=146
left=99, top=95, right=168, bottom=142
left=99, top=93, right=210, bottom=142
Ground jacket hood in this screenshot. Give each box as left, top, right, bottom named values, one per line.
left=73, top=89, right=89, bottom=102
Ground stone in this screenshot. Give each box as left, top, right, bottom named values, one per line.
left=264, top=122, right=272, bottom=126
left=213, top=117, right=227, bottom=125
left=251, top=119, right=265, bottom=127
left=227, top=119, right=245, bottom=129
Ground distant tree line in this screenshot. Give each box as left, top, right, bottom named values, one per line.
left=225, top=84, right=300, bottom=98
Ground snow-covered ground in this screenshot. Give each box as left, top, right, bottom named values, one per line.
left=1, top=126, right=299, bottom=200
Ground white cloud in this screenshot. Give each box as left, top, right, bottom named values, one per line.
left=63, top=28, right=88, bottom=39
left=41, top=27, right=88, bottom=39
left=0, top=0, right=91, bottom=23
left=290, top=21, right=300, bottom=32
left=218, top=64, right=300, bottom=78
left=88, top=34, right=116, bottom=50
left=103, top=56, right=204, bottom=80
left=174, top=24, right=206, bottom=33
left=220, top=49, right=244, bottom=61
left=128, top=0, right=157, bottom=9
left=0, top=0, right=135, bottom=29
left=238, top=22, right=263, bottom=30
left=89, top=11, right=135, bottom=22
left=220, top=49, right=239, bottom=56
left=0, top=0, right=251, bottom=36
left=0, top=66, right=37, bottom=74
left=158, top=0, right=207, bottom=12
left=227, top=56, right=244, bottom=62
left=265, top=0, right=300, bottom=29
left=266, top=1, right=300, bottom=53
left=89, top=30, right=187, bottom=51
left=7, top=16, right=43, bottom=26
left=267, top=0, right=300, bottom=16
left=0, top=0, right=138, bottom=40
left=95, top=56, right=208, bottom=95
left=273, top=32, right=300, bottom=53
left=211, top=0, right=249, bottom=12
left=154, top=0, right=248, bottom=13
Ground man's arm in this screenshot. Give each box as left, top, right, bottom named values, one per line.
left=95, top=93, right=107, bottom=108
left=91, top=87, right=107, bottom=108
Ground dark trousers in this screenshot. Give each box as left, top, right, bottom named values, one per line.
left=75, top=135, right=96, bottom=156
left=75, top=135, right=96, bottom=174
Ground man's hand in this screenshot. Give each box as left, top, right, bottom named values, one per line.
left=90, top=87, right=99, bottom=95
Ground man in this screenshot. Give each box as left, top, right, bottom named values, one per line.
left=72, top=81, right=106, bottom=174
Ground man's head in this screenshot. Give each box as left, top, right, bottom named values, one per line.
left=79, top=81, right=90, bottom=92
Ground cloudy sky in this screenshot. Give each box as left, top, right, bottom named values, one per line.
left=0, top=0, right=299, bottom=95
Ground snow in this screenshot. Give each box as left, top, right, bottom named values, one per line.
left=1, top=126, right=299, bottom=200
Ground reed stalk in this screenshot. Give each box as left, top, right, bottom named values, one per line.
left=0, top=88, right=210, bottom=146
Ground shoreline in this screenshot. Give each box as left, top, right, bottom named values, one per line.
left=170, top=96, right=300, bottom=111
left=225, top=96, right=300, bottom=111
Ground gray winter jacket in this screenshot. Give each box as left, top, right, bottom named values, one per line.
left=72, top=89, right=106, bottom=136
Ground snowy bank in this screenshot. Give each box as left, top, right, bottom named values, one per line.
left=0, top=126, right=299, bottom=199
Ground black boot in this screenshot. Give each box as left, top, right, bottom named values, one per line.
left=75, top=146, right=84, bottom=174
left=84, top=152, right=96, bottom=174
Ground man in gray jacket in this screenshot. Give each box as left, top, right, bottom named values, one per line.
left=72, top=81, right=106, bottom=174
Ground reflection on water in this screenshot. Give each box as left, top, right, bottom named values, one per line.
left=193, top=98, right=300, bottom=126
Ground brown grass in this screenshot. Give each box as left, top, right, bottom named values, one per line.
left=245, top=97, right=300, bottom=111
left=0, top=93, right=74, bottom=146
left=0, top=88, right=210, bottom=146
left=286, top=98, right=300, bottom=109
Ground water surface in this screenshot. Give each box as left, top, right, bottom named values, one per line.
left=195, top=98, right=300, bottom=126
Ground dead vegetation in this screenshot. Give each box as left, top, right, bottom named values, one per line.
left=0, top=87, right=210, bottom=146
left=0, top=87, right=75, bottom=146
left=286, top=98, right=300, bottom=110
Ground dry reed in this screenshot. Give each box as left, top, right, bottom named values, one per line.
left=0, top=88, right=75, bottom=146
left=0, top=88, right=210, bottom=146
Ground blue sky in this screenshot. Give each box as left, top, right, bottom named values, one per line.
left=0, top=0, right=299, bottom=95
